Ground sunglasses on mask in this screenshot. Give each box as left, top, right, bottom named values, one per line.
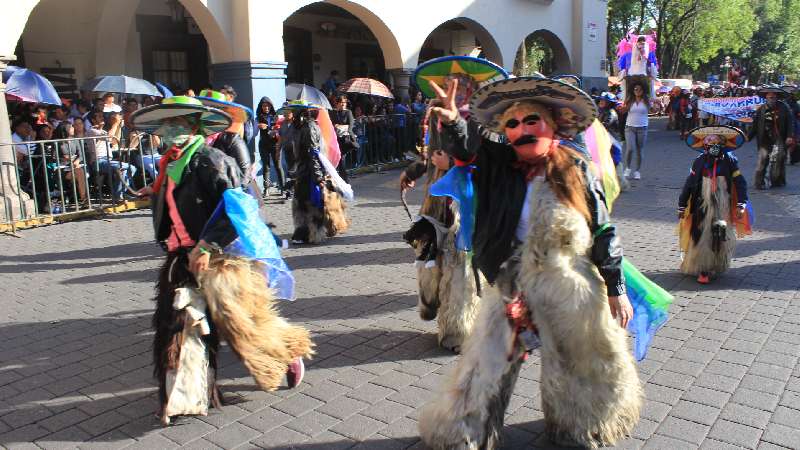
left=505, top=114, right=541, bottom=129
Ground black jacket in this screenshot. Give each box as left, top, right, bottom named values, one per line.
left=748, top=101, right=793, bottom=147
left=257, top=96, right=277, bottom=150
left=152, top=144, right=241, bottom=250
left=441, top=117, right=625, bottom=296
left=212, top=132, right=251, bottom=179
left=293, top=119, right=326, bottom=200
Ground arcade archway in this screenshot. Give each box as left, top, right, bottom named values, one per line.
left=417, top=18, right=503, bottom=66
left=512, top=29, right=571, bottom=77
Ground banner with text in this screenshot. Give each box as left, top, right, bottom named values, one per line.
left=699, top=96, right=765, bottom=123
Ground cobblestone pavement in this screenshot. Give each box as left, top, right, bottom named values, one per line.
left=2, top=119, right=800, bottom=450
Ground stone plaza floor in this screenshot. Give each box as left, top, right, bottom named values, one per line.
left=2, top=119, right=800, bottom=449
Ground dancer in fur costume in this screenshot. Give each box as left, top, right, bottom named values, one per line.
left=399, top=56, right=508, bottom=352
left=286, top=101, right=352, bottom=244
left=130, top=97, right=311, bottom=426
left=679, top=126, right=752, bottom=284
left=419, top=77, right=642, bottom=449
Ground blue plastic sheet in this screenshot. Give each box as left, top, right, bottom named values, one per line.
left=223, top=189, right=296, bottom=301
left=429, top=165, right=475, bottom=251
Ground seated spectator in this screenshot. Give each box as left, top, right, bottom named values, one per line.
left=54, top=122, right=88, bottom=206
left=49, top=105, right=70, bottom=129
left=12, top=119, right=34, bottom=164
left=102, top=93, right=122, bottom=113
left=85, top=111, right=135, bottom=201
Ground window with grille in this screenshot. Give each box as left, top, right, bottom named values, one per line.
left=152, top=50, right=189, bottom=90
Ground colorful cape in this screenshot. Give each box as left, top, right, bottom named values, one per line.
left=584, top=119, right=621, bottom=211
left=207, top=188, right=296, bottom=301
left=316, top=108, right=342, bottom=168
left=624, top=258, right=673, bottom=361
left=429, top=165, right=475, bottom=252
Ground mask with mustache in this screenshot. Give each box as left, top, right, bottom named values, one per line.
left=502, top=104, right=557, bottom=165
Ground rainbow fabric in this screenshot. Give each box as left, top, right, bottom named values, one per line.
left=623, top=258, right=673, bottom=361
left=584, top=119, right=621, bottom=211
left=316, top=108, right=342, bottom=168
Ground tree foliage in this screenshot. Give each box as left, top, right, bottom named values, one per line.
left=607, top=0, right=759, bottom=78
left=513, top=34, right=556, bottom=76
left=736, top=0, right=800, bottom=82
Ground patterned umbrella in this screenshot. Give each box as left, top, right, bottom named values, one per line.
left=337, top=78, right=394, bottom=99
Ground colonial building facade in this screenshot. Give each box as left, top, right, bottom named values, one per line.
left=3, top=0, right=608, bottom=111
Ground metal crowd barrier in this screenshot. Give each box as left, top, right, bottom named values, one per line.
left=0, top=133, right=158, bottom=228
left=342, top=112, right=422, bottom=171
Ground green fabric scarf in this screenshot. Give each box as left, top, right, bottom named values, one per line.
left=166, top=135, right=204, bottom=185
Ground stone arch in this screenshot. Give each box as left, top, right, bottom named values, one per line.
left=282, top=0, right=403, bottom=69
left=416, top=17, right=503, bottom=67
left=177, top=0, right=233, bottom=63
left=512, top=29, right=571, bottom=76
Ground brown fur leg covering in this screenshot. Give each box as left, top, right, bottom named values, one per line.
left=200, top=256, right=314, bottom=391
left=153, top=253, right=193, bottom=405
left=323, top=188, right=350, bottom=237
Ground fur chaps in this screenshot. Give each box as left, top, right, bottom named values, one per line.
left=199, top=255, right=314, bottom=391
left=291, top=187, right=349, bottom=243
left=680, top=177, right=736, bottom=276
left=419, top=181, right=642, bottom=449
left=414, top=206, right=480, bottom=353
left=153, top=252, right=220, bottom=422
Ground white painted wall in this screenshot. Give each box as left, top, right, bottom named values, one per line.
left=4, top=0, right=607, bottom=80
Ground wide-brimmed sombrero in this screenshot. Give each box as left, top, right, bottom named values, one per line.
left=196, top=89, right=254, bottom=123
left=414, top=55, right=508, bottom=99
left=686, top=125, right=745, bottom=152
left=757, top=85, right=789, bottom=97
left=595, top=92, right=619, bottom=104
left=277, top=100, right=322, bottom=114
left=469, top=76, right=598, bottom=136
left=130, top=95, right=231, bottom=136
left=551, top=74, right=582, bottom=89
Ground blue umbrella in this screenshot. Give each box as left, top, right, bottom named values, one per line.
left=155, top=82, right=174, bottom=98
left=285, top=83, right=333, bottom=109
left=82, top=75, right=162, bottom=96
left=2, top=66, right=61, bottom=105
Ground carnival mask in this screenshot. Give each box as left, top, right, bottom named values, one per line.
left=159, top=124, right=193, bottom=147
left=500, top=103, right=557, bottom=164
left=703, top=135, right=724, bottom=157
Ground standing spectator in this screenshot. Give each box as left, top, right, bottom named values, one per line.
left=278, top=108, right=297, bottom=198
left=620, top=82, right=650, bottom=180
left=322, top=70, right=339, bottom=98
left=331, top=95, right=356, bottom=181
left=49, top=105, right=69, bottom=129
left=257, top=96, right=283, bottom=195
left=678, top=91, right=692, bottom=140
left=352, top=105, right=368, bottom=168
left=86, top=111, right=135, bottom=200
left=748, top=88, right=794, bottom=188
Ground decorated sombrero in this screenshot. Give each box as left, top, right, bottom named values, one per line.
left=414, top=55, right=508, bottom=99
left=757, top=85, right=788, bottom=97
left=129, top=96, right=232, bottom=136
left=277, top=100, right=322, bottom=114
left=596, top=92, right=619, bottom=104
left=196, top=89, right=254, bottom=123
left=469, top=76, right=598, bottom=136
left=551, top=74, right=582, bottom=89
left=685, top=125, right=746, bottom=152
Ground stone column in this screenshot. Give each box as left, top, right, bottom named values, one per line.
left=0, top=57, right=34, bottom=225
left=389, top=68, right=414, bottom=104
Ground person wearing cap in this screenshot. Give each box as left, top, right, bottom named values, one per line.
left=678, top=127, right=751, bottom=284
left=130, top=96, right=309, bottom=426
left=418, top=77, right=640, bottom=449
left=747, top=86, right=794, bottom=188
left=286, top=102, right=351, bottom=244
left=400, top=56, right=511, bottom=353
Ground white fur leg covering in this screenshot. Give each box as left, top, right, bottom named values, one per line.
left=680, top=177, right=736, bottom=276
left=417, top=262, right=442, bottom=321
left=436, top=254, right=480, bottom=352
left=419, top=286, right=523, bottom=450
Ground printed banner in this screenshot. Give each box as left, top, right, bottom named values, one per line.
left=699, top=96, right=765, bottom=123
